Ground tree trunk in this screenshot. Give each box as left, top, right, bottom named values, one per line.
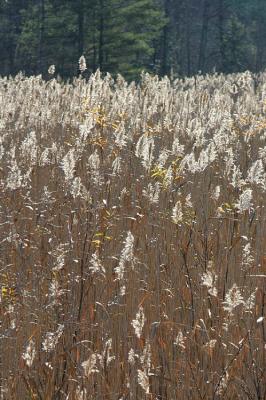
left=92, top=7, right=97, bottom=72
left=254, top=4, right=265, bottom=72
left=98, top=0, right=104, bottom=70
left=38, top=0, right=45, bottom=73
left=198, top=0, right=210, bottom=73
left=218, top=0, right=226, bottom=71
left=160, top=0, right=170, bottom=76
left=78, top=0, right=84, bottom=57
left=185, top=2, right=191, bottom=76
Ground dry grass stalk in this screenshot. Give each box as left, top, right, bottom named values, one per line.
left=0, top=70, right=265, bottom=399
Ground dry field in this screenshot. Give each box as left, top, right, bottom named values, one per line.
left=0, top=70, right=265, bottom=399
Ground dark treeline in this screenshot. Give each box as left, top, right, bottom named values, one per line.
left=0, top=0, right=266, bottom=80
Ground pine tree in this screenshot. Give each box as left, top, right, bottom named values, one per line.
left=85, top=0, right=166, bottom=79
left=0, top=0, right=27, bottom=75
left=115, top=0, right=166, bottom=79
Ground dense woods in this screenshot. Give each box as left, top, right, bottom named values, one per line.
left=0, top=0, right=266, bottom=80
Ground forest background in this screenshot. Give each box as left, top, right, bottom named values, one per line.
left=1, top=0, right=266, bottom=80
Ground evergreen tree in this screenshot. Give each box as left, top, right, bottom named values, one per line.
left=82, top=0, right=165, bottom=79
left=0, top=0, right=26, bottom=75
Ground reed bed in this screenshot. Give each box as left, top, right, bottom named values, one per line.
left=0, top=70, right=265, bottom=399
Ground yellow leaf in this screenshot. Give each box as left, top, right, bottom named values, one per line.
left=104, top=236, right=112, bottom=241
left=92, top=240, right=102, bottom=246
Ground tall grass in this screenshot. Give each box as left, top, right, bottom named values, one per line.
left=0, top=70, right=265, bottom=399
